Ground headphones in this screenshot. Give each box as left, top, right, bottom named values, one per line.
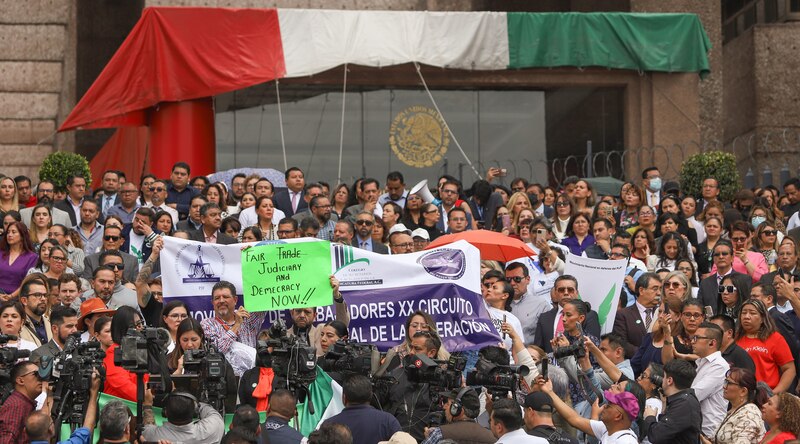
left=449, top=387, right=471, bottom=417
left=164, top=391, right=199, bottom=420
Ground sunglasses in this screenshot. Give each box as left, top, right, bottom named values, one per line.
left=506, top=276, right=525, bottom=283
left=762, top=230, right=778, bottom=236
left=104, top=235, right=121, bottom=242
left=555, top=202, right=570, bottom=207
left=665, top=281, right=684, bottom=289
left=105, top=263, right=125, bottom=271
left=355, top=220, right=374, bottom=226
left=718, top=285, right=736, bottom=294
left=149, top=187, right=165, bottom=192
left=713, top=251, right=731, bottom=257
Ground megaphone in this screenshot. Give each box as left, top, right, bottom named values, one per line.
left=410, top=179, right=435, bottom=204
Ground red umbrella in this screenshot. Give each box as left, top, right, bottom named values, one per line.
left=424, top=230, right=536, bottom=261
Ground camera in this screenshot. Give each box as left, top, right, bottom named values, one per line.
left=260, top=319, right=318, bottom=387
left=319, top=340, right=381, bottom=377
left=49, top=333, right=106, bottom=428
left=114, top=327, right=170, bottom=373
left=403, top=353, right=466, bottom=389
left=466, top=357, right=529, bottom=399
left=552, top=341, right=587, bottom=360
left=183, top=344, right=228, bottom=414
left=0, top=334, right=30, bottom=403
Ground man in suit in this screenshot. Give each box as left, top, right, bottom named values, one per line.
left=695, top=176, right=724, bottom=217
left=345, top=178, right=382, bottom=220
left=759, top=239, right=799, bottom=290
left=533, top=275, right=601, bottom=353
left=290, top=183, right=327, bottom=224
left=176, top=194, right=206, bottom=232
left=351, top=211, right=388, bottom=254
left=54, top=175, right=88, bottom=227
left=97, top=170, right=122, bottom=217
left=80, top=225, right=139, bottom=283
left=466, top=180, right=502, bottom=230
left=698, top=241, right=749, bottom=314
left=30, top=306, right=78, bottom=364
left=614, top=272, right=662, bottom=358
left=641, top=166, right=662, bottom=212
left=583, top=218, right=615, bottom=260
left=273, top=167, right=307, bottom=217
left=20, top=180, right=72, bottom=229
left=188, top=203, right=236, bottom=245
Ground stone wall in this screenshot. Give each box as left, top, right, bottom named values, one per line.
left=0, top=0, right=76, bottom=178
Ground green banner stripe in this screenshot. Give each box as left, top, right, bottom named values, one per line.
left=506, top=12, right=711, bottom=76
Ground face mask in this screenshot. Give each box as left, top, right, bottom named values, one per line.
left=648, top=178, right=662, bottom=192
left=751, top=216, right=766, bottom=228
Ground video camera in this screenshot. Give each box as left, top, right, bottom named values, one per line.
left=50, top=333, right=106, bottom=429
left=183, top=343, right=228, bottom=414
left=403, top=353, right=466, bottom=389
left=465, top=357, right=529, bottom=399
left=319, top=340, right=381, bottom=377
left=258, top=319, right=318, bottom=387
left=0, top=334, right=30, bottom=403
left=114, top=327, right=170, bottom=373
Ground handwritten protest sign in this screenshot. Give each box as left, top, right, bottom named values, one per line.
left=242, top=241, right=332, bottom=311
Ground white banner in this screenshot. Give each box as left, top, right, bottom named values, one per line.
left=563, top=254, right=627, bottom=334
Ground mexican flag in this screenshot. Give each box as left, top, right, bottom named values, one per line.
left=60, top=7, right=711, bottom=132
left=58, top=368, right=343, bottom=440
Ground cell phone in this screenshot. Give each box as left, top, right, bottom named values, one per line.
left=536, top=228, right=547, bottom=244
left=540, top=358, right=548, bottom=380
left=704, top=305, right=714, bottom=318
left=498, top=168, right=507, bottom=177
left=501, top=215, right=511, bottom=229
left=502, top=314, right=507, bottom=339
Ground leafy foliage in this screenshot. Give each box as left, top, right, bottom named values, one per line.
left=38, top=151, right=92, bottom=190
left=679, top=151, right=740, bottom=202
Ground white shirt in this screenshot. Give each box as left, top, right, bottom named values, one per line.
left=787, top=211, right=800, bottom=231
left=238, top=205, right=286, bottom=229
left=635, top=301, right=659, bottom=332
left=589, top=420, right=639, bottom=444
left=646, top=190, right=660, bottom=209
left=496, top=428, right=548, bottom=444
left=692, top=350, right=730, bottom=437
left=776, top=299, right=793, bottom=313
left=378, top=190, right=408, bottom=208
left=486, top=304, right=525, bottom=356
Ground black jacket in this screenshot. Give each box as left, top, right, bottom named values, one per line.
left=643, top=388, right=701, bottom=444
left=385, top=367, right=436, bottom=442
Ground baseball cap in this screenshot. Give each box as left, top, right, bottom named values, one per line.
left=388, top=223, right=412, bottom=236
left=524, top=391, right=554, bottom=413
left=411, top=228, right=430, bottom=241
left=78, top=298, right=116, bottom=330
left=603, top=390, right=639, bottom=421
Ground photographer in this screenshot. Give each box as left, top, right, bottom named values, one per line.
left=324, top=374, right=401, bottom=444
left=570, top=333, right=635, bottom=391
left=142, top=389, right=225, bottom=444
left=420, top=387, right=495, bottom=444
left=642, top=359, right=702, bottom=444
left=0, top=361, right=45, bottom=443
left=25, top=368, right=101, bottom=444
left=167, top=317, right=238, bottom=414
left=550, top=300, right=600, bottom=417
left=287, top=275, right=349, bottom=353
left=385, top=331, right=442, bottom=442
left=523, top=392, right=579, bottom=444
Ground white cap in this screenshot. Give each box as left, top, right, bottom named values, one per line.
left=388, top=223, right=412, bottom=236
left=411, top=228, right=430, bottom=240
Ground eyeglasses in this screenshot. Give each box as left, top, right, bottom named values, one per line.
left=718, top=285, right=736, bottom=294
left=713, top=251, right=731, bottom=257
left=665, top=281, right=685, bottom=289
left=609, top=252, right=626, bottom=258
left=424, top=210, right=439, bottom=214
left=24, top=292, right=48, bottom=299
left=19, top=369, right=43, bottom=380
left=506, top=276, right=525, bottom=283
left=39, top=189, right=54, bottom=194
left=167, top=313, right=188, bottom=319
left=441, top=189, right=458, bottom=195
left=409, top=322, right=429, bottom=329
left=690, top=335, right=712, bottom=342
left=555, top=287, right=576, bottom=294
left=355, top=220, right=373, bottom=226
left=313, top=204, right=332, bottom=209
left=722, top=379, right=740, bottom=388
left=50, top=256, right=67, bottom=263
left=105, top=263, right=125, bottom=271
left=555, top=202, right=570, bottom=207
left=392, top=242, right=414, bottom=249
left=639, top=211, right=654, bottom=216
left=104, top=235, right=121, bottom=242
left=682, top=312, right=704, bottom=319
left=762, top=230, right=778, bottom=236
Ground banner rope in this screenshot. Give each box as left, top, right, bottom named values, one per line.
left=275, top=79, right=288, bottom=171
left=337, top=63, right=348, bottom=184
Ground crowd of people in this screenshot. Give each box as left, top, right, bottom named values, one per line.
left=2, top=161, right=800, bottom=444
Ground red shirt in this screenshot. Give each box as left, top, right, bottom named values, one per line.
left=737, top=332, right=794, bottom=388
left=760, top=431, right=797, bottom=444
left=103, top=343, right=149, bottom=401
left=0, top=390, right=36, bottom=444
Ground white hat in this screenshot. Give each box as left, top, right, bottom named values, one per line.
left=379, top=432, right=417, bottom=444
left=388, top=223, right=412, bottom=236
left=411, top=228, right=430, bottom=240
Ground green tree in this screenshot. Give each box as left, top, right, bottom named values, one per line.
left=679, top=151, right=740, bottom=202
left=38, top=151, right=92, bottom=190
